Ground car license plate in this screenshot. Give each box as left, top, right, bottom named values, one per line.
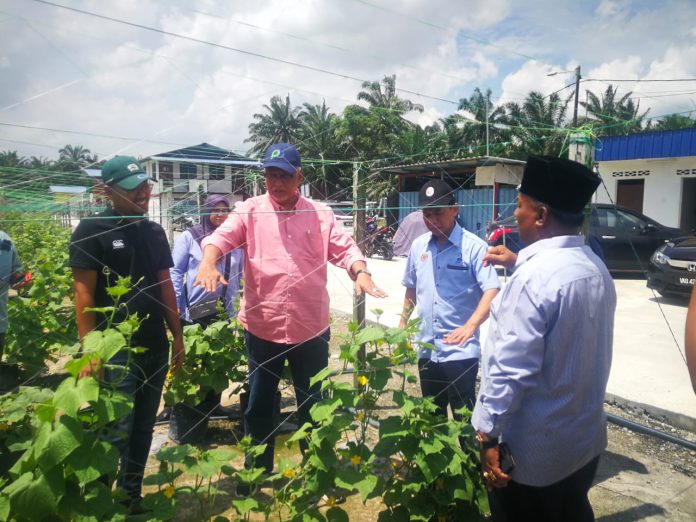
left=679, top=277, right=695, bottom=286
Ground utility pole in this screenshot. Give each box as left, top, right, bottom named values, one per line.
left=572, top=65, right=581, bottom=127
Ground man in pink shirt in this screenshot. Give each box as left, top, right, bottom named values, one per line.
left=195, top=143, right=384, bottom=482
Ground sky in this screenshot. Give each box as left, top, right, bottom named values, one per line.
left=1, top=0, right=695, bottom=162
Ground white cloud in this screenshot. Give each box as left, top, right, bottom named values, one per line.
left=0, top=0, right=695, bottom=162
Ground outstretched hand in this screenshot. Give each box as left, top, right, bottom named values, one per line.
left=483, top=245, right=517, bottom=270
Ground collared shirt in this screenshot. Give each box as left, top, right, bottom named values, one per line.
left=0, top=231, right=21, bottom=333
left=472, top=235, right=616, bottom=487
left=402, top=224, right=500, bottom=362
left=202, top=193, right=365, bottom=344
left=170, top=230, right=243, bottom=322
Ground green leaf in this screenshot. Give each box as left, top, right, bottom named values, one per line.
left=0, top=494, right=9, bottom=521
left=53, top=376, right=99, bottom=416
left=309, top=366, right=333, bottom=388
left=355, top=326, right=385, bottom=345
left=2, top=470, right=61, bottom=520
left=156, top=444, right=195, bottom=464
left=309, top=398, right=341, bottom=423
left=81, top=329, right=127, bottom=363
left=326, top=507, right=349, bottom=522
left=36, top=415, right=84, bottom=470
left=68, top=440, right=119, bottom=485
left=232, top=497, right=259, bottom=515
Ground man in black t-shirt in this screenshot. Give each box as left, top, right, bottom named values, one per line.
left=69, top=155, right=184, bottom=511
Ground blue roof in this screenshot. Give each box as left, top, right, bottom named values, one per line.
left=595, top=128, right=696, bottom=161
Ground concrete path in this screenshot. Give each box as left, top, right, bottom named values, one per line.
left=327, top=257, right=696, bottom=428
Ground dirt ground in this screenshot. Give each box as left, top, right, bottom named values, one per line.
left=146, top=317, right=696, bottom=521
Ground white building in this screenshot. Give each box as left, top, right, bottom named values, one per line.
left=594, top=129, right=696, bottom=231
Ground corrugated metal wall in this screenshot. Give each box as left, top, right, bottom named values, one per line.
left=595, top=129, right=696, bottom=161
left=398, top=189, right=499, bottom=239
left=496, top=186, right=518, bottom=220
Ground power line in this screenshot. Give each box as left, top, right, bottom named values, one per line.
left=584, top=78, right=696, bottom=83
left=31, top=0, right=458, bottom=106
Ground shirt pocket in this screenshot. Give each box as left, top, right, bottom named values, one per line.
left=446, top=262, right=470, bottom=271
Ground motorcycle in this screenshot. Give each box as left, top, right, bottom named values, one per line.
left=364, top=217, right=394, bottom=261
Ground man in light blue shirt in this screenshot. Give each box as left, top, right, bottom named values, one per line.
left=472, top=156, right=616, bottom=522
left=400, top=180, right=500, bottom=424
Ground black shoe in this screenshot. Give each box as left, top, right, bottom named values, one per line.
left=155, top=406, right=172, bottom=423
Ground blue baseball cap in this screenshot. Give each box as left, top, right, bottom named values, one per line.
left=263, top=143, right=301, bottom=174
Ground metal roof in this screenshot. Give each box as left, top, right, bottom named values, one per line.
left=378, top=155, right=526, bottom=175
left=145, top=142, right=259, bottom=164
left=595, top=128, right=696, bottom=161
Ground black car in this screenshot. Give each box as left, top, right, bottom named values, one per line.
left=486, top=203, right=684, bottom=272
left=647, top=236, right=696, bottom=297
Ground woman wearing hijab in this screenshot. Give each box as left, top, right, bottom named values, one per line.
left=158, top=195, right=243, bottom=421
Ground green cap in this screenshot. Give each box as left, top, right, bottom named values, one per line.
left=101, top=156, right=151, bottom=190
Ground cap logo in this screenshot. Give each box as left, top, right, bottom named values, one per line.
left=425, top=187, right=435, bottom=197
left=127, top=163, right=140, bottom=172
left=270, top=149, right=281, bottom=159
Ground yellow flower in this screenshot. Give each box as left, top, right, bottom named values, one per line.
left=325, top=496, right=337, bottom=507
left=350, top=455, right=361, bottom=466
left=282, top=468, right=296, bottom=479
left=0, top=422, right=9, bottom=431
left=163, top=485, right=175, bottom=499
left=358, top=375, right=368, bottom=387
left=355, top=411, right=365, bottom=422
left=406, top=341, right=414, bottom=351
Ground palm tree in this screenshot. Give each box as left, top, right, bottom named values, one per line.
left=580, top=85, right=649, bottom=135
left=245, top=95, right=301, bottom=156
left=0, top=150, right=28, bottom=167
left=458, top=88, right=508, bottom=155
left=297, top=101, right=347, bottom=198
left=504, top=91, right=571, bottom=157
left=648, top=113, right=696, bottom=131
left=57, top=144, right=97, bottom=172
left=357, top=74, right=424, bottom=116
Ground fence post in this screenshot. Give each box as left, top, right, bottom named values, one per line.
left=352, top=161, right=366, bottom=384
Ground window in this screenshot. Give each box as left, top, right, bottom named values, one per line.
left=209, top=164, right=225, bottom=180
left=159, top=162, right=173, bottom=181
left=179, top=163, right=198, bottom=180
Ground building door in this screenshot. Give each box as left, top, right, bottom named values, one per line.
left=616, top=179, right=644, bottom=213
left=680, top=178, right=696, bottom=232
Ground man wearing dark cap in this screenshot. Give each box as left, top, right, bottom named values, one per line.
left=472, top=156, right=616, bottom=521
left=69, top=155, right=184, bottom=512
left=400, top=179, right=500, bottom=431
left=195, top=143, right=385, bottom=484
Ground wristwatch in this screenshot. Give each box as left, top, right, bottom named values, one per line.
left=354, top=268, right=372, bottom=277
left=476, top=432, right=499, bottom=450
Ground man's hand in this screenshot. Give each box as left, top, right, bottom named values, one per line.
left=355, top=272, right=388, bottom=298
left=78, top=357, right=103, bottom=380
left=170, top=335, right=185, bottom=372
left=481, top=444, right=511, bottom=490
left=193, top=259, right=227, bottom=293
left=483, top=245, right=517, bottom=269
left=443, top=322, right=476, bottom=345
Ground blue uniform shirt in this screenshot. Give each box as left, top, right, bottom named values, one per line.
left=0, top=230, right=21, bottom=333
left=402, top=224, right=500, bottom=362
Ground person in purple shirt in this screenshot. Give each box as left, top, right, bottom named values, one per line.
left=472, top=156, right=616, bottom=522
left=157, top=195, right=243, bottom=422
